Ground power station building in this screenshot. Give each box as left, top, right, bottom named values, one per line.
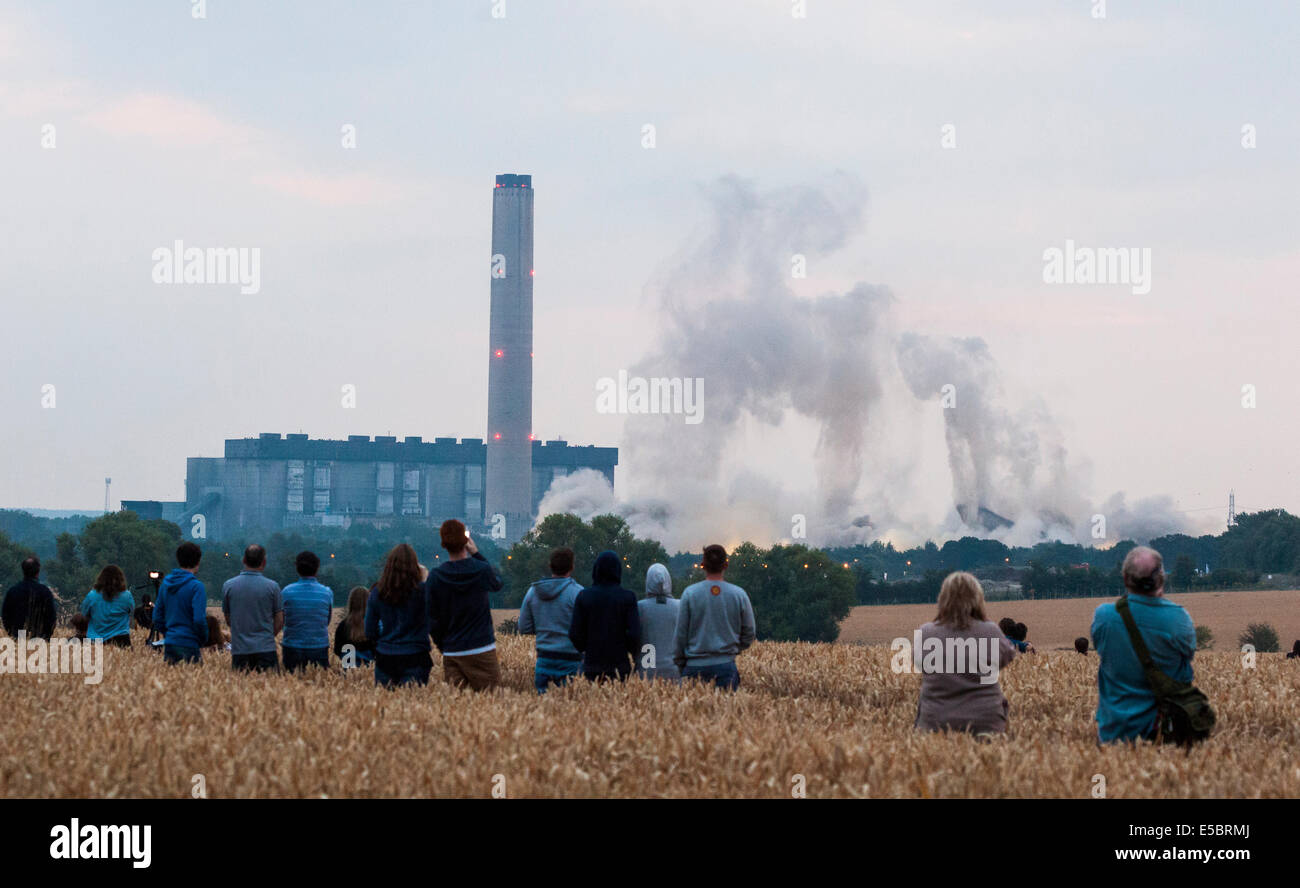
left=123, top=174, right=616, bottom=542
left=124, top=433, right=614, bottom=542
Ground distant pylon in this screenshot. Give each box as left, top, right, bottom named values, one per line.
left=104, top=477, right=111, bottom=514
left=1227, top=489, right=1235, bottom=527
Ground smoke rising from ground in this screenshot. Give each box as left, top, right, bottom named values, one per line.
left=538, top=174, right=1190, bottom=552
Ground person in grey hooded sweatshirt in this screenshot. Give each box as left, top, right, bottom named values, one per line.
left=518, top=547, right=584, bottom=693
left=636, top=563, right=681, bottom=683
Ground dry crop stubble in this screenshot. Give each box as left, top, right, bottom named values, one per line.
left=0, top=630, right=1297, bottom=798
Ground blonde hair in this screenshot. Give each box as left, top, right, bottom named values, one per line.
left=934, top=571, right=988, bottom=631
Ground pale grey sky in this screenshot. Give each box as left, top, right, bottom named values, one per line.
left=1, top=1, right=1295, bottom=544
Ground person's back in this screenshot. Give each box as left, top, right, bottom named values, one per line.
left=154, top=543, right=208, bottom=664
left=81, top=589, right=134, bottom=643
left=636, top=563, right=680, bottom=682
left=280, top=551, right=333, bottom=672
left=365, top=544, right=432, bottom=687
left=671, top=544, right=755, bottom=690
left=426, top=520, right=502, bottom=691
left=365, top=586, right=428, bottom=652
left=1093, top=598, right=1194, bottom=740
left=915, top=617, right=1016, bottom=734
left=2, top=558, right=57, bottom=641
left=913, top=572, right=1016, bottom=735
left=1092, top=545, right=1195, bottom=743
left=335, top=585, right=376, bottom=669
left=222, top=545, right=283, bottom=672
left=569, top=551, right=640, bottom=681
left=134, top=596, right=153, bottom=631
left=519, top=547, right=583, bottom=693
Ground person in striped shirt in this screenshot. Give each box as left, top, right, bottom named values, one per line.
left=280, top=551, right=334, bottom=672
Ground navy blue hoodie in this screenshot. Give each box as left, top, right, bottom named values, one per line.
left=425, top=551, right=502, bottom=655
left=153, top=569, right=208, bottom=648
left=364, top=583, right=431, bottom=656
left=569, top=551, right=641, bottom=676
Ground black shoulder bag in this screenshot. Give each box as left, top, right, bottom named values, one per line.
left=1114, top=596, right=1215, bottom=746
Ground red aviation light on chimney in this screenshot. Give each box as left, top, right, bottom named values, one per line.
left=494, top=349, right=503, bottom=357
left=493, top=433, right=502, bottom=440
left=529, top=269, right=535, bottom=276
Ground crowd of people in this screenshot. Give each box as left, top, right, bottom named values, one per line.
left=58, top=519, right=759, bottom=693
left=913, top=545, right=1203, bottom=743
left=0, top=534, right=1247, bottom=744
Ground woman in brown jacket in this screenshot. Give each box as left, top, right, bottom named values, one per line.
left=914, top=571, right=1017, bottom=736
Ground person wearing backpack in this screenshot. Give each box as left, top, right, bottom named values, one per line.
left=1090, top=546, right=1198, bottom=743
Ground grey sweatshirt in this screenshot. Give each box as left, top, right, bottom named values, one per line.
left=914, top=619, right=1017, bottom=735
left=519, top=576, right=582, bottom=661
left=636, top=564, right=680, bottom=681
left=672, top=577, right=756, bottom=669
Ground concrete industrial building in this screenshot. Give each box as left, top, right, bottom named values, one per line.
left=123, top=174, right=616, bottom=541
left=123, top=433, right=615, bottom=542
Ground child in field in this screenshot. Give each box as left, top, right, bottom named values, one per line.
left=334, top=585, right=376, bottom=670
left=203, top=614, right=230, bottom=651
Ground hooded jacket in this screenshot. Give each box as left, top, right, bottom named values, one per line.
left=569, top=551, right=641, bottom=675
left=425, top=551, right=502, bottom=656
left=636, top=563, right=680, bottom=680
left=519, top=575, right=583, bottom=661
left=153, top=569, right=208, bottom=649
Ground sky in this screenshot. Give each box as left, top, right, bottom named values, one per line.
left=1, top=1, right=1296, bottom=546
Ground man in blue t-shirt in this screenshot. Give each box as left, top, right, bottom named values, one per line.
left=280, top=551, right=334, bottom=672
left=1092, top=545, right=1196, bottom=743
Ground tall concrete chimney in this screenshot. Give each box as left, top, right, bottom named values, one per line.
left=485, top=173, right=534, bottom=543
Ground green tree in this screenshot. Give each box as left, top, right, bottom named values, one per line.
left=0, top=531, right=34, bottom=592
left=500, top=513, right=669, bottom=607
left=45, top=532, right=93, bottom=611
left=1195, top=624, right=1214, bottom=650
left=1239, top=622, right=1280, bottom=653
left=724, top=542, right=855, bottom=643
left=1172, top=555, right=1196, bottom=591
left=76, top=512, right=183, bottom=592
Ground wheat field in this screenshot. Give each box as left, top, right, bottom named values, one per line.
left=1, top=629, right=1298, bottom=799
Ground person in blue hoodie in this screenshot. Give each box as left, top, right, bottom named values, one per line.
left=426, top=519, right=503, bottom=691
left=518, top=547, right=583, bottom=693
left=153, top=542, right=208, bottom=665
left=365, top=543, right=432, bottom=687
left=569, top=551, right=641, bottom=682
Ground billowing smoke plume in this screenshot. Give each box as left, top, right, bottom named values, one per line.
left=895, top=332, right=1082, bottom=541
left=538, top=174, right=1190, bottom=552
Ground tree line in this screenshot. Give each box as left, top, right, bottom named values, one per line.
left=1, top=507, right=1296, bottom=643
